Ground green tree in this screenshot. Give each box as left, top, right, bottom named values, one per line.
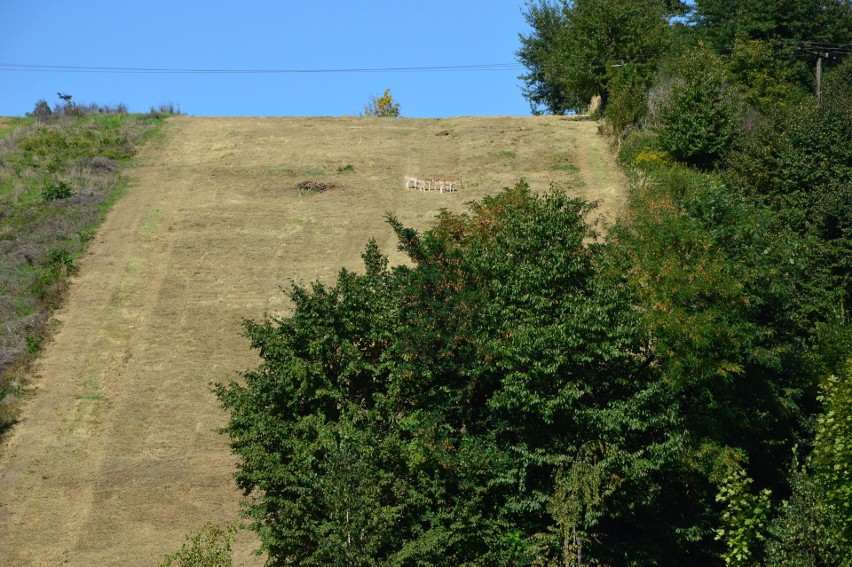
left=648, top=50, right=739, bottom=168
left=219, top=182, right=725, bottom=564
left=517, top=0, right=672, bottom=114
left=724, top=58, right=852, bottom=321
left=690, top=0, right=852, bottom=52
left=689, top=0, right=852, bottom=99
left=612, top=165, right=817, bottom=554
left=727, top=39, right=809, bottom=110
left=382, top=183, right=666, bottom=564
left=216, top=241, right=405, bottom=564
left=516, top=1, right=578, bottom=114
left=765, top=361, right=852, bottom=566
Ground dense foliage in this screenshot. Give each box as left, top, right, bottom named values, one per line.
left=220, top=183, right=667, bottom=564
left=519, top=0, right=851, bottom=124
left=217, top=3, right=851, bottom=564
left=517, top=0, right=674, bottom=114
left=219, top=174, right=829, bottom=564
left=648, top=50, right=739, bottom=167
left=613, top=4, right=850, bottom=561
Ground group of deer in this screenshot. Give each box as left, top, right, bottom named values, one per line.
left=404, top=175, right=459, bottom=193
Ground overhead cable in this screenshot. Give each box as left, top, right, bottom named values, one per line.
left=0, top=62, right=525, bottom=74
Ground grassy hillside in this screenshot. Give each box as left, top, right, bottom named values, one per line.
left=0, top=115, right=625, bottom=566
left=0, top=112, right=166, bottom=429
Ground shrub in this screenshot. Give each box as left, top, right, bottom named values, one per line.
left=41, top=179, right=72, bottom=201
left=632, top=147, right=674, bottom=170
left=363, top=89, right=400, bottom=117
left=605, top=64, right=651, bottom=138
left=648, top=51, right=739, bottom=169
left=765, top=358, right=852, bottom=567
left=25, top=335, right=43, bottom=354
left=617, top=129, right=658, bottom=168
left=29, top=248, right=77, bottom=305
left=812, top=362, right=852, bottom=552
left=31, top=100, right=52, bottom=123
left=43, top=248, right=76, bottom=276
left=160, top=523, right=236, bottom=567
left=145, top=102, right=183, bottom=119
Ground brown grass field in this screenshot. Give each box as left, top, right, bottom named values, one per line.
left=0, top=115, right=625, bottom=566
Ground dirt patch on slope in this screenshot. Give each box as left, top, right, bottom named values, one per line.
left=0, top=115, right=625, bottom=566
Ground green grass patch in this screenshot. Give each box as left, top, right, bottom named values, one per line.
left=293, top=189, right=320, bottom=198
left=300, top=164, right=326, bottom=176
left=142, top=207, right=164, bottom=234
left=0, top=117, right=29, bottom=138
left=74, top=375, right=106, bottom=402
left=551, top=163, right=580, bottom=173
left=498, top=150, right=516, bottom=159
left=267, top=167, right=297, bottom=176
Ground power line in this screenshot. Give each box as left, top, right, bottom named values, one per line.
left=783, top=40, right=852, bottom=48
left=4, top=39, right=846, bottom=78
left=0, top=62, right=525, bottom=75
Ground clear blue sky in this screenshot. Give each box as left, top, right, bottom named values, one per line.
left=1, top=1, right=534, bottom=117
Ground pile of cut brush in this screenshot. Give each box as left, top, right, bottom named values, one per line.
left=293, top=181, right=339, bottom=193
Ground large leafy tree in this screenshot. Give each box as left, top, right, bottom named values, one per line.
left=690, top=0, right=852, bottom=101
left=690, top=0, right=852, bottom=51
left=516, top=1, right=578, bottom=114
left=724, top=57, right=852, bottom=324
left=219, top=179, right=817, bottom=564
left=517, top=0, right=673, bottom=114
left=217, top=184, right=696, bottom=564
left=648, top=50, right=739, bottom=168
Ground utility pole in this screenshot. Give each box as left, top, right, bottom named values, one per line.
left=792, top=39, right=852, bottom=105
left=816, top=52, right=824, bottom=105
left=798, top=42, right=834, bottom=105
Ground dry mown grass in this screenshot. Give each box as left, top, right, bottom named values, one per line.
left=0, top=115, right=625, bottom=566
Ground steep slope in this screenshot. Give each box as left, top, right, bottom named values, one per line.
left=0, top=115, right=625, bottom=566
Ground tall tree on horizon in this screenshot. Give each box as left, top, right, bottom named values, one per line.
left=689, top=0, right=852, bottom=95
left=690, top=0, right=852, bottom=48
left=517, top=0, right=672, bottom=114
